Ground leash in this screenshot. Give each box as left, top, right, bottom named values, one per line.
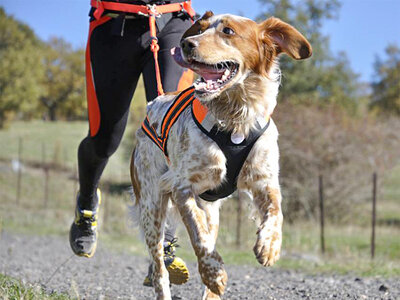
left=90, top=0, right=195, bottom=96
left=44, top=254, right=75, bottom=285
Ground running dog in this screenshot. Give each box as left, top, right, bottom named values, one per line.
left=131, top=11, right=312, bottom=299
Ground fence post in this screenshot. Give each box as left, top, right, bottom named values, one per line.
left=16, top=137, right=23, bottom=205
left=371, top=172, right=377, bottom=259
left=236, top=197, right=242, bottom=248
left=319, top=175, right=325, bottom=254
left=63, top=146, right=68, bottom=170
left=42, top=143, right=49, bottom=207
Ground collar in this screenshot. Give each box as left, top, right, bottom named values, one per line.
left=191, top=98, right=270, bottom=137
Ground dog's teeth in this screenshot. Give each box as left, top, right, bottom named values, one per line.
left=221, top=75, right=227, bottom=81
left=217, top=79, right=223, bottom=84
left=224, top=69, right=230, bottom=76
left=194, top=81, right=207, bottom=90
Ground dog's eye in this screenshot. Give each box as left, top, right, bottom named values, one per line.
left=222, top=27, right=235, bottom=35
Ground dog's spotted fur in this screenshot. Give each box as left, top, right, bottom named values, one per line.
left=131, top=12, right=311, bottom=299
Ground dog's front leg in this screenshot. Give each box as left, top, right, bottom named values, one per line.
left=173, top=188, right=227, bottom=296
left=140, top=194, right=171, bottom=300
left=252, top=186, right=283, bottom=266
left=198, top=200, right=222, bottom=300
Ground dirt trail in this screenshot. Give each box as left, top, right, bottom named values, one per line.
left=0, top=232, right=399, bottom=299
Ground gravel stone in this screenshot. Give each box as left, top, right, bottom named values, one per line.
left=1, top=232, right=399, bottom=300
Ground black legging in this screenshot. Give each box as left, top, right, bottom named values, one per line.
left=78, top=14, right=192, bottom=211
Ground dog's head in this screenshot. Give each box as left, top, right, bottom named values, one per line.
left=172, top=12, right=312, bottom=101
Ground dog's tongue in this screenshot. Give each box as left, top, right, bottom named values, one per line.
left=171, top=47, right=224, bottom=81
left=198, top=70, right=223, bottom=81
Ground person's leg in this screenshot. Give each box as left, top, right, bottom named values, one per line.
left=70, top=16, right=148, bottom=257
left=78, top=17, right=150, bottom=208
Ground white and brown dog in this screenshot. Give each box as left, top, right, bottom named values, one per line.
left=131, top=11, right=312, bottom=299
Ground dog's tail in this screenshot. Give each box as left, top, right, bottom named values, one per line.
left=128, top=186, right=141, bottom=229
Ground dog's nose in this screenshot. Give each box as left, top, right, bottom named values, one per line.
left=180, top=39, right=198, bottom=56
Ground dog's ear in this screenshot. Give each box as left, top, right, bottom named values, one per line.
left=182, top=11, right=214, bottom=39
left=200, top=11, right=214, bottom=20
left=259, top=17, right=312, bottom=60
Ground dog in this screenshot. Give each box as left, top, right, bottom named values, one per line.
left=130, top=11, right=312, bottom=299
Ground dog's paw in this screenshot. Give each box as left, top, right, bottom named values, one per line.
left=198, top=251, right=227, bottom=296
left=202, top=286, right=222, bottom=300
left=253, top=218, right=282, bottom=266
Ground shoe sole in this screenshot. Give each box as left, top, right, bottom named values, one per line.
left=76, top=236, right=97, bottom=258
left=167, top=257, right=189, bottom=285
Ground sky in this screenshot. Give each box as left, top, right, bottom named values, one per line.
left=1, top=0, right=400, bottom=82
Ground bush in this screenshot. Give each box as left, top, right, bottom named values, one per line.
left=275, top=103, right=400, bottom=222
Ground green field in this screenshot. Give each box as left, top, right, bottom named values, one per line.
left=0, top=120, right=399, bottom=279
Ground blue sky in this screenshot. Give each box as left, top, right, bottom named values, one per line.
left=1, top=0, right=400, bottom=82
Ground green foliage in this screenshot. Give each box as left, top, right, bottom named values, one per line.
left=0, top=273, right=70, bottom=300
left=0, top=8, right=86, bottom=125
left=0, top=7, right=43, bottom=128
left=370, top=44, right=400, bottom=115
left=39, top=37, right=86, bottom=121
left=257, top=0, right=361, bottom=112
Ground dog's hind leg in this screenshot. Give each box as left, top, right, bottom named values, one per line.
left=173, top=188, right=227, bottom=296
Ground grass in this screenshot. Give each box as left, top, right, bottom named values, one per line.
left=0, top=119, right=399, bottom=279
left=0, top=274, right=70, bottom=300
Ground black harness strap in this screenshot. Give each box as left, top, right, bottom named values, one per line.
left=191, top=108, right=270, bottom=202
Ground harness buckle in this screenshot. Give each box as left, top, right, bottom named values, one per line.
left=147, top=4, right=162, bottom=18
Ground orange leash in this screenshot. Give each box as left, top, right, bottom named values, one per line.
left=90, top=0, right=195, bottom=96
left=148, top=12, right=164, bottom=95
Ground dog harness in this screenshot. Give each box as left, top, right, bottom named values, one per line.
left=90, top=0, right=195, bottom=96
left=142, top=87, right=270, bottom=202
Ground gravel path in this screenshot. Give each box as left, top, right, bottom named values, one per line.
left=0, top=232, right=399, bottom=300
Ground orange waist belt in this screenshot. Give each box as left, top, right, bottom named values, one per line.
left=90, top=0, right=195, bottom=96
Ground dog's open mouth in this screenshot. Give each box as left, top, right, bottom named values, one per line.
left=171, top=47, right=239, bottom=94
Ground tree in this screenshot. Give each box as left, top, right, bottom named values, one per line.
left=257, top=0, right=361, bottom=112
left=370, top=44, right=400, bottom=115
left=0, top=8, right=43, bottom=128
left=39, top=37, right=86, bottom=121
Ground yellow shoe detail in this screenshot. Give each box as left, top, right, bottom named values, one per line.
left=82, top=210, right=94, bottom=218
left=143, top=276, right=153, bottom=287
left=167, top=257, right=189, bottom=285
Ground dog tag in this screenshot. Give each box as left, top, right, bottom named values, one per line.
left=231, top=132, right=245, bottom=144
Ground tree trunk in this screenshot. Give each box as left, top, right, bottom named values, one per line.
left=0, top=111, right=4, bottom=129
left=49, top=106, right=57, bottom=121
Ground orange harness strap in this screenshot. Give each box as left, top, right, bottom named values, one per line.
left=90, top=0, right=195, bottom=96
left=141, top=87, right=195, bottom=162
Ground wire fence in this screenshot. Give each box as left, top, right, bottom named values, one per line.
left=2, top=137, right=391, bottom=261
